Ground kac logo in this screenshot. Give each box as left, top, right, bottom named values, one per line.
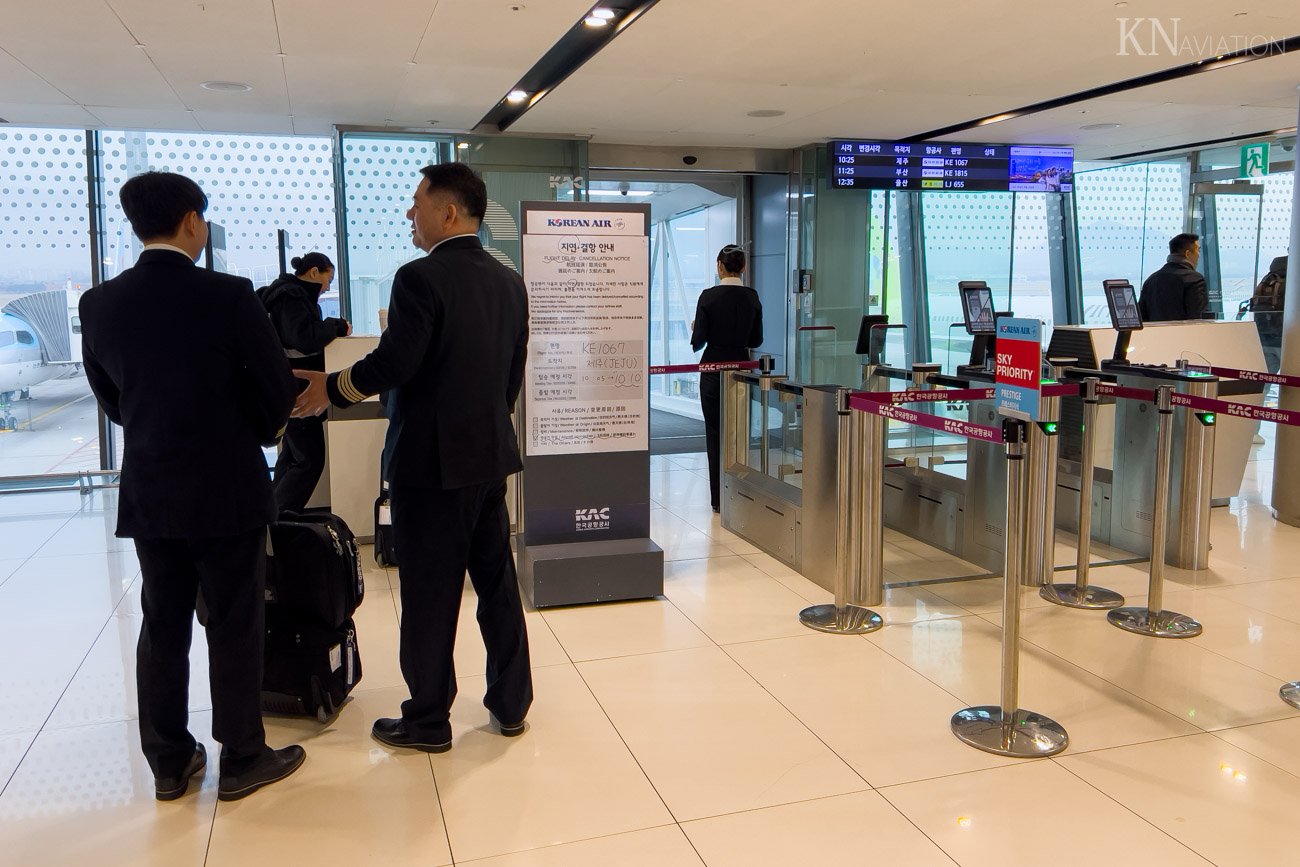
left=575, top=507, right=611, bottom=532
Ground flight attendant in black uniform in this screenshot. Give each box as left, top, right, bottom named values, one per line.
left=691, top=245, right=763, bottom=512
left=79, top=172, right=305, bottom=801
left=292, top=163, right=531, bottom=752
left=258, top=252, right=351, bottom=513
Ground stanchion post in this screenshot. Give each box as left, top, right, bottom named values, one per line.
left=1041, top=376, right=1125, bottom=609
left=1107, top=385, right=1203, bottom=638
left=758, top=354, right=777, bottom=476
left=857, top=388, right=886, bottom=613
left=951, top=418, right=1068, bottom=757
left=1281, top=682, right=1300, bottom=709
left=799, top=388, right=883, bottom=635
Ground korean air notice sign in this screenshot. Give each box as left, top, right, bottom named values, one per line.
left=995, top=318, right=1042, bottom=421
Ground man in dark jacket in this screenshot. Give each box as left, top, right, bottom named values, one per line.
left=258, top=252, right=350, bottom=512
left=79, top=172, right=305, bottom=801
left=1139, top=233, right=1210, bottom=321
left=691, top=244, right=764, bottom=512
left=293, top=163, right=531, bottom=752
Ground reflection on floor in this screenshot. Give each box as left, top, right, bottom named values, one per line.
left=3, top=450, right=1300, bottom=864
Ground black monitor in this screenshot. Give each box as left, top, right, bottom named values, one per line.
left=1103, top=279, right=1142, bottom=361
left=855, top=314, right=890, bottom=361
left=204, top=222, right=227, bottom=272
left=959, top=281, right=997, bottom=334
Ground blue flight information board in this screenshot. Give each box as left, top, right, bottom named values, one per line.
left=829, top=140, right=1074, bottom=192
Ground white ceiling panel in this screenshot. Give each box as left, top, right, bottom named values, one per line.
left=0, top=1, right=179, bottom=108
left=0, top=102, right=102, bottom=127
left=85, top=107, right=202, bottom=132
left=0, top=47, right=75, bottom=106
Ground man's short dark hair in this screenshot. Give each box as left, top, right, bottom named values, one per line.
left=1170, top=233, right=1200, bottom=256
left=118, top=171, right=208, bottom=241
left=419, top=163, right=487, bottom=223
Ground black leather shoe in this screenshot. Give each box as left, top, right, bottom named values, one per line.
left=490, top=714, right=527, bottom=737
left=371, top=717, right=452, bottom=752
left=217, top=745, right=306, bottom=801
left=155, top=744, right=206, bottom=801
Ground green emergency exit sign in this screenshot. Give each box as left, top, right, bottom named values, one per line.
left=1241, top=142, right=1270, bottom=178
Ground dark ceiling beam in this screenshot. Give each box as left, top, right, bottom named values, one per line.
left=478, top=1, right=661, bottom=132
left=903, top=35, right=1300, bottom=142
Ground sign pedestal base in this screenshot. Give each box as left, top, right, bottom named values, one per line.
left=516, top=536, right=664, bottom=608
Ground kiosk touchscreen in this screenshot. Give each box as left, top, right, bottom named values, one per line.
left=960, top=281, right=997, bottom=334
left=1103, top=279, right=1142, bottom=361
left=855, top=314, right=890, bottom=363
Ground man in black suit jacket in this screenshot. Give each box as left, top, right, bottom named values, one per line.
left=80, top=172, right=306, bottom=801
left=1139, top=233, right=1210, bottom=321
left=295, top=163, right=531, bottom=752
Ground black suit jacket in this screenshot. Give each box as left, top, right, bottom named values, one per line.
left=326, top=235, right=528, bottom=490
left=690, top=282, right=763, bottom=362
left=80, top=249, right=298, bottom=539
left=1138, top=257, right=1209, bottom=322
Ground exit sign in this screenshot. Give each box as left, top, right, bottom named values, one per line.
left=1241, top=142, right=1270, bottom=179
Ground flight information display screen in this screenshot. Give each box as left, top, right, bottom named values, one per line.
left=829, top=140, right=1074, bottom=192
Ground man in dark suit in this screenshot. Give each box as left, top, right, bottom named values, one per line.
left=690, top=244, right=764, bottom=512
left=79, top=172, right=306, bottom=801
left=1139, top=233, right=1210, bottom=321
left=294, top=163, right=531, bottom=752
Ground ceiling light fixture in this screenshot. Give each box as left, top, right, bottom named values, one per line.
left=584, top=15, right=608, bottom=26
left=457, top=142, right=470, bottom=150
left=506, top=89, right=530, bottom=104
left=1081, top=122, right=1121, bottom=130
left=746, top=109, right=785, bottom=118
left=200, top=81, right=253, bottom=93
left=591, top=7, right=616, bottom=19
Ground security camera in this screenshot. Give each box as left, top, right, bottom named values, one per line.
left=618, top=181, right=630, bottom=196
left=682, top=155, right=698, bottom=166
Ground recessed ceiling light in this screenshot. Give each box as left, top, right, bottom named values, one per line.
left=1080, top=122, right=1121, bottom=130
left=457, top=142, right=470, bottom=150
left=591, top=7, right=616, bottom=19
left=747, top=109, right=785, bottom=118
left=584, top=15, right=608, bottom=26
left=200, top=81, right=253, bottom=93
left=506, top=89, right=530, bottom=104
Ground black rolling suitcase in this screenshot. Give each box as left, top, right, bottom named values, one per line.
left=374, top=481, right=397, bottom=567
left=264, top=511, right=365, bottom=628
left=260, top=511, right=366, bottom=721
left=261, top=610, right=362, bottom=722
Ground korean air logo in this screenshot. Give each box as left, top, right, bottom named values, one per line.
left=575, top=507, right=611, bottom=531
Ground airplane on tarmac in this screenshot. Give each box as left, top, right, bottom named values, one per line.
left=0, top=293, right=84, bottom=430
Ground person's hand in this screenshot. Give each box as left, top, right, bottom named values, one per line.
left=344, top=320, right=353, bottom=336
left=292, top=370, right=330, bottom=418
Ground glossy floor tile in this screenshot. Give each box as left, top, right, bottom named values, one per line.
left=1060, top=734, right=1300, bottom=867
left=577, top=645, right=867, bottom=821
left=5, top=449, right=1300, bottom=864
left=431, top=665, right=673, bottom=863
left=880, top=761, right=1212, bottom=867
left=683, top=792, right=955, bottom=867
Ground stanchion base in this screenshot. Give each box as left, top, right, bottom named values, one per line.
left=950, top=706, right=1069, bottom=758
left=1040, top=583, right=1125, bottom=610
left=1106, top=607, right=1202, bottom=638
left=1280, top=682, right=1300, bottom=709
left=798, top=604, right=883, bottom=635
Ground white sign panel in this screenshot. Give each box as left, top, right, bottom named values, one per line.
left=522, top=205, right=650, bottom=456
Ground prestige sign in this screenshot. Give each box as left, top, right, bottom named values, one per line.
left=995, top=318, right=1043, bottom=421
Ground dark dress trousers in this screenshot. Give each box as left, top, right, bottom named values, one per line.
left=258, top=273, right=349, bottom=512
left=690, top=281, right=764, bottom=510
left=325, top=235, right=531, bottom=738
left=1138, top=256, right=1210, bottom=322
left=80, top=248, right=298, bottom=779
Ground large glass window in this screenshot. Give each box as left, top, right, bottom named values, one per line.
left=1074, top=160, right=1188, bottom=323
left=339, top=134, right=448, bottom=336
left=0, top=127, right=96, bottom=474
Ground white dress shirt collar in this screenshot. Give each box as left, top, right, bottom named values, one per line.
left=429, top=233, right=480, bottom=253
left=719, top=276, right=744, bottom=286
left=141, top=243, right=197, bottom=261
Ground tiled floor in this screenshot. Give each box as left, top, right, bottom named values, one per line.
left=3, top=451, right=1300, bottom=865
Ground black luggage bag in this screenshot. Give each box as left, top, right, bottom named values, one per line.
left=265, top=511, right=365, bottom=628
left=261, top=609, right=362, bottom=722
left=374, top=481, right=397, bottom=567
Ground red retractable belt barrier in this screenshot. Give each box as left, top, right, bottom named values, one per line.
left=1095, top=382, right=1157, bottom=403
left=1186, top=364, right=1300, bottom=389
left=855, top=387, right=996, bottom=404
left=1170, top=392, right=1300, bottom=426
left=848, top=393, right=1004, bottom=442
left=648, top=361, right=762, bottom=375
